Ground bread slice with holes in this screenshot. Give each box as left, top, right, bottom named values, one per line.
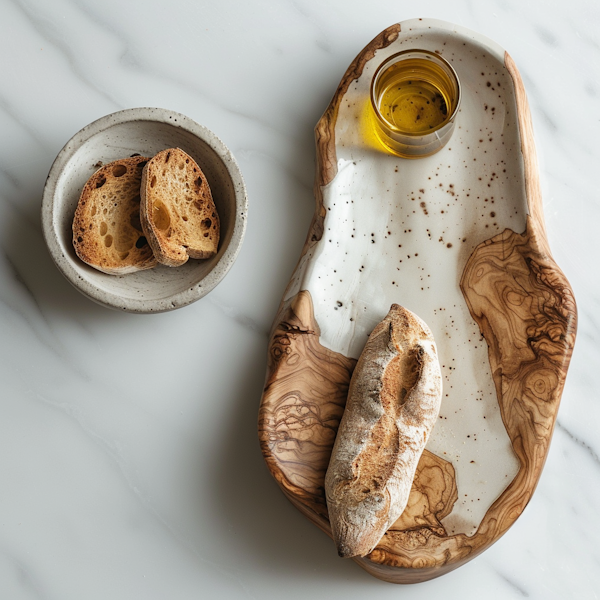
left=140, top=148, right=220, bottom=267
left=72, top=156, right=157, bottom=274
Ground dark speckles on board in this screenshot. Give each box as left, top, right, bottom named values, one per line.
left=302, top=33, right=531, bottom=518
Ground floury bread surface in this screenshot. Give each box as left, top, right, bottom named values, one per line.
left=324, top=304, right=442, bottom=558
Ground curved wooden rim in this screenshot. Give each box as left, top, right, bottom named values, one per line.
left=504, top=52, right=550, bottom=258
left=259, top=23, right=577, bottom=583
left=274, top=25, right=401, bottom=327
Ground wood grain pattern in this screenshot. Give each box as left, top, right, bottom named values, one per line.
left=259, top=291, right=356, bottom=524
left=314, top=24, right=401, bottom=190
left=505, top=52, right=549, bottom=257
left=259, top=290, right=460, bottom=546
left=360, top=219, right=577, bottom=582
left=258, top=26, right=577, bottom=583
left=388, top=448, right=458, bottom=536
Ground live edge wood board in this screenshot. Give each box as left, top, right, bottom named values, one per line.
left=258, top=19, right=577, bottom=584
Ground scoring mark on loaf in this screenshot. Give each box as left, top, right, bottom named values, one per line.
left=325, top=304, right=443, bottom=558
left=260, top=22, right=577, bottom=584
left=259, top=290, right=458, bottom=564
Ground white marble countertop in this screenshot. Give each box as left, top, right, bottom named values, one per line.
left=0, top=1, right=597, bottom=598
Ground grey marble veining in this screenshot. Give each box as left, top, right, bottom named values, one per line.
left=0, top=0, right=598, bottom=598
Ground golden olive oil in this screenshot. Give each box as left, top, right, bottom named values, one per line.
left=370, top=51, right=460, bottom=158
left=376, top=58, right=450, bottom=133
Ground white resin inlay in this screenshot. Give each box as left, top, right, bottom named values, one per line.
left=0, top=4, right=590, bottom=595
left=286, top=22, right=527, bottom=535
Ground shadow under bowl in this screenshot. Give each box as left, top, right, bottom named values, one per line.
left=41, top=107, right=247, bottom=313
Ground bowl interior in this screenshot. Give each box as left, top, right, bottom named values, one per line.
left=51, top=117, right=240, bottom=310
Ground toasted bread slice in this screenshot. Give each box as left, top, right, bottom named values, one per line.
left=72, top=156, right=157, bottom=275
left=140, top=148, right=220, bottom=267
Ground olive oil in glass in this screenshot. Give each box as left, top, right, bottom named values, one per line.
left=370, top=50, right=460, bottom=158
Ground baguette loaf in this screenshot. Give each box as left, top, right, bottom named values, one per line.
left=324, top=304, right=442, bottom=558
left=72, top=156, right=157, bottom=274
left=140, top=148, right=220, bottom=267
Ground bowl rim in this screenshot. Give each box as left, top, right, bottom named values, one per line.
left=41, top=107, right=248, bottom=313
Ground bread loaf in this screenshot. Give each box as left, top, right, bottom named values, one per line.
left=324, top=304, right=442, bottom=558
left=72, top=156, right=157, bottom=274
left=140, top=148, right=220, bottom=267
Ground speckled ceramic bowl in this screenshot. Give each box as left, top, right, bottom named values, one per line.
left=41, top=108, right=247, bottom=313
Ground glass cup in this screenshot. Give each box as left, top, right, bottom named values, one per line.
left=370, top=50, right=461, bottom=159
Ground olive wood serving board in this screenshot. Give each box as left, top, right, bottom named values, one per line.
left=258, top=19, right=577, bottom=584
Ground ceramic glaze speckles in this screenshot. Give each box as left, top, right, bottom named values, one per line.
left=262, top=18, right=577, bottom=584
left=284, top=22, right=526, bottom=535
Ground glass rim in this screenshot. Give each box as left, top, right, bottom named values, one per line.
left=370, top=49, right=462, bottom=137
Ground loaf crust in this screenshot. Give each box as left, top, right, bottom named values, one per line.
left=324, top=304, right=442, bottom=558
left=140, top=148, right=220, bottom=267
left=72, top=156, right=157, bottom=275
